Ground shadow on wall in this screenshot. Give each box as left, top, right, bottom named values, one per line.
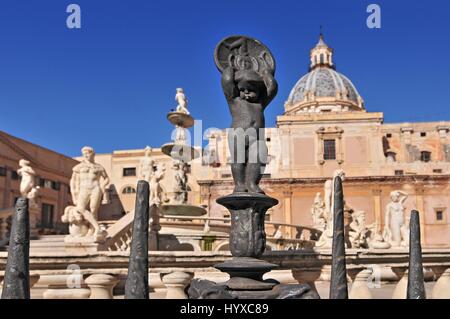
left=98, top=185, right=126, bottom=220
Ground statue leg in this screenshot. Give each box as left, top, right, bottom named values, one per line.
left=89, top=187, right=103, bottom=221
left=245, top=137, right=266, bottom=194
left=228, top=129, right=247, bottom=193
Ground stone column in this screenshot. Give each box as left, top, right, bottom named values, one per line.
left=348, top=269, right=373, bottom=299
left=372, top=189, right=382, bottom=228
left=431, top=266, right=450, bottom=299
left=414, top=190, right=426, bottom=246
left=161, top=272, right=194, bottom=299
left=391, top=267, right=408, bottom=299
left=85, top=274, right=119, bottom=299
left=283, top=190, right=293, bottom=238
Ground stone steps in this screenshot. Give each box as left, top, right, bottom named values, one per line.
left=30, top=235, right=67, bottom=252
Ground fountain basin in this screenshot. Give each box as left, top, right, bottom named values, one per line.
left=167, top=112, right=194, bottom=128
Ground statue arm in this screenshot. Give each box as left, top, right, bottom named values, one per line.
left=262, top=70, right=278, bottom=107
left=101, top=169, right=110, bottom=190
left=221, top=67, right=238, bottom=101
left=398, top=191, right=408, bottom=204
left=70, top=170, right=79, bottom=205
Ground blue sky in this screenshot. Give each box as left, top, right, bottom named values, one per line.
left=1, top=0, right=449, bottom=157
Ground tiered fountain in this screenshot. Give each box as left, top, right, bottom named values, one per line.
left=160, top=88, right=206, bottom=217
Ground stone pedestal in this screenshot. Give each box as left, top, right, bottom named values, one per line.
left=189, top=193, right=319, bottom=299
left=64, top=235, right=106, bottom=253
left=85, top=274, right=119, bottom=299
left=161, top=271, right=194, bottom=299
left=431, top=266, right=450, bottom=299
left=291, top=268, right=322, bottom=295
left=348, top=269, right=373, bottom=299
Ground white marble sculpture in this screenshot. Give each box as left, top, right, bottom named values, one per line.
left=17, top=159, right=40, bottom=209
left=64, top=146, right=110, bottom=241
left=311, top=192, right=326, bottom=231
left=316, top=169, right=346, bottom=248
left=349, top=211, right=369, bottom=248
left=383, top=190, right=409, bottom=247
left=149, top=163, right=166, bottom=206
left=172, top=161, right=189, bottom=204
left=139, top=146, right=154, bottom=182
left=175, top=88, right=190, bottom=114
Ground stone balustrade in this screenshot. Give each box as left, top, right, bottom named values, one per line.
left=0, top=249, right=449, bottom=299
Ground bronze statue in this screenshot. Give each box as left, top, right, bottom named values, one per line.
left=215, top=36, right=278, bottom=194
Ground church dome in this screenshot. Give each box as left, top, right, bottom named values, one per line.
left=284, top=34, right=364, bottom=115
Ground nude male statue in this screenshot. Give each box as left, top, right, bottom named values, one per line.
left=70, top=146, right=110, bottom=237
left=175, top=88, right=190, bottom=114
left=139, top=146, right=154, bottom=182
left=220, top=38, right=278, bottom=194
left=383, top=190, right=409, bottom=247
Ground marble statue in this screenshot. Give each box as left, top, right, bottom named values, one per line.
left=348, top=211, right=369, bottom=249
left=316, top=169, right=346, bottom=248
left=175, top=88, right=190, bottom=114
left=17, top=159, right=40, bottom=209
left=172, top=161, right=188, bottom=204
left=65, top=146, right=110, bottom=240
left=311, top=192, right=326, bottom=231
left=149, top=163, right=166, bottom=206
left=139, top=146, right=154, bottom=182
left=217, top=36, right=278, bottom=194
left=383, top=190, right=409, bottom=247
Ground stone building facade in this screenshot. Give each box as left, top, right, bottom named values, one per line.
left=26, top=35, right=448, bottom=247
left=0, top=130, right=78, bottom=233
left=197, top=35, right=450, bottom=247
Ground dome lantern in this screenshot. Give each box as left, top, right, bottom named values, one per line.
left=285, top=34, right=365, bottom=115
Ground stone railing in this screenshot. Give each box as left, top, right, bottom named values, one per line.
left=1, top=249, right=449, bottom=299
left=102, top=210, right=135, bottom=251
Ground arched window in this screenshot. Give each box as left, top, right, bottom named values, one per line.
left=420, top=151, right=431, bottom=163
left=122, top=186, right=136, bottom=194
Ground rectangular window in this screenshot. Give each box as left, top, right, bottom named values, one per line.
left=386, top=133, right=392, bottom=138
left=123, top=167, right=136, bottom=177
left=420, top=132, right=427, bottom=137
left=10, top=171, right=19, bottom=180
left=421, top=151, right=431, bottom=163
left=433, top=169, right=443, bottom=174
left=436, top=211, right=444, bottom=221
left=395, top=170, right=404, bottom=176
left=41, top=203, right=54, bottom=229
left=323, top=139, right=336, bottom=160
left=51, top=181, right=61, bottom=191
left=0, top=167, right=6, bottom=176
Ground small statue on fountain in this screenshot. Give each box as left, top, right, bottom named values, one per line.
left=149, top=163, right=166, bottom=206
left=175, top=88, right=190, bottom=114
left=172, top=161, right=189, bottom=204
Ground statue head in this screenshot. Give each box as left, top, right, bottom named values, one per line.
left=176, top=88, right=184, bottom=94
left=19, top=159, right=30, bottom=168
left=390, top=191, right=400, bottom=202
left=333, top=169, right=346, bottom=181
left=81, top=146, right=95, bottom=162
left=144, top=146, right=152, bottom=157
left=353, top=211, right=366, bottom=225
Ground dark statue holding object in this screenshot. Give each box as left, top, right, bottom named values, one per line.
left=188, top=36, right=319, bottom=299
left=125, top=180, right=150, bottom=299
left=2, top=198, right=30, bottom=299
